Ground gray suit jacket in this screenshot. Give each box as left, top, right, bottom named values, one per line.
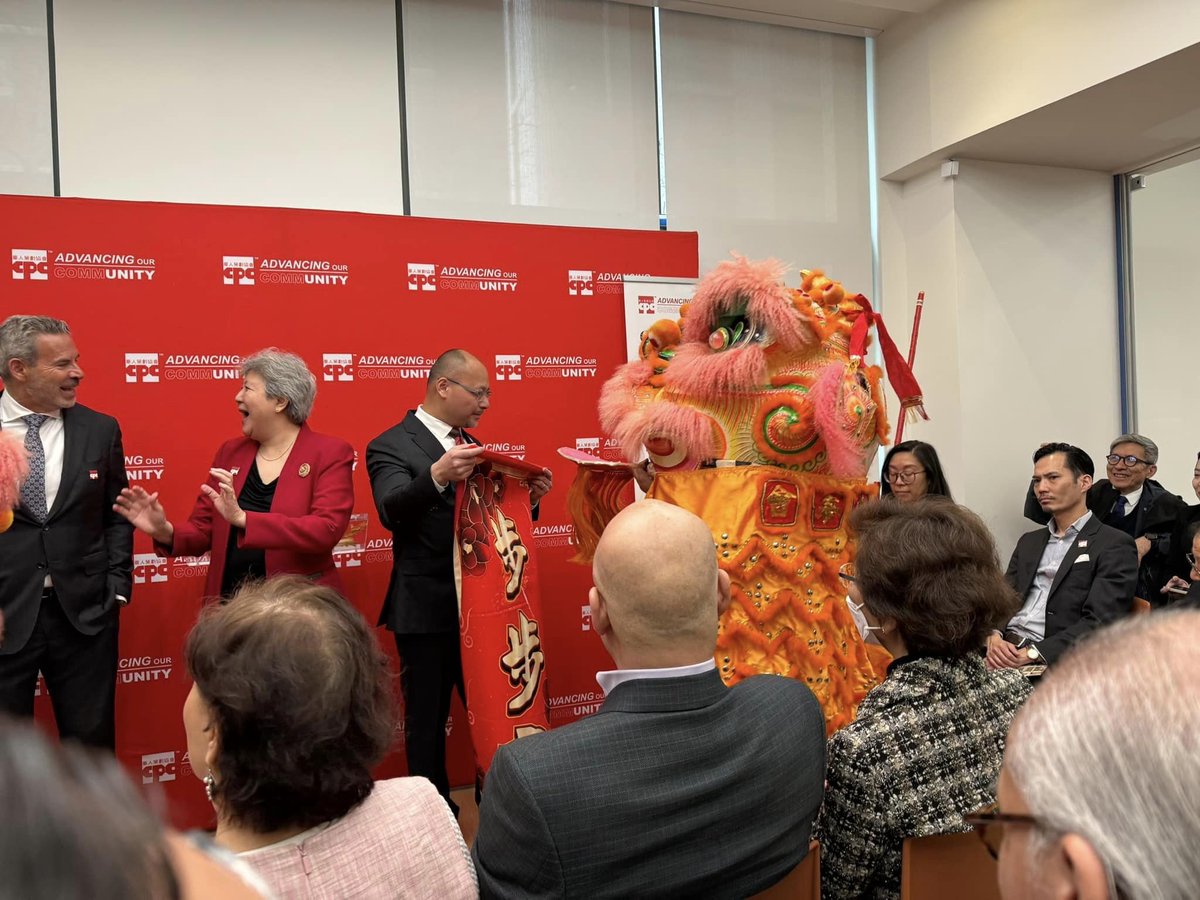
left=472, top=669, right=826, bottom=899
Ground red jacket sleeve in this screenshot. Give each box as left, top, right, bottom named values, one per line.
left=156, top=447, right=226, bottom=559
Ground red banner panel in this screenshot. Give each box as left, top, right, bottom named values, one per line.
left=1, top=194, right=697, bottom=828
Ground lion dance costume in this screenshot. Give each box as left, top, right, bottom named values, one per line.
left=0, top=431, right=30, bottom=534
left=567, top=256, right=925, bottom=733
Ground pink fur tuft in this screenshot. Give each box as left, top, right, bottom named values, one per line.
left=0, top=431, right=30, bottom=511
left=682, top=255, right=816, bottom=352
left=664, top=342, right=769, bottom=399
left=641, top=403, right=720, bottom=464
left=811, top=363, right=868, bottom=478
left=598, top=360, right=653, bottom=435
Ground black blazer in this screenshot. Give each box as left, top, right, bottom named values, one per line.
left=1164, top=503, right=1200, bottom=589
left=1024, top=478, right=1184, bottom=600
left=0, top=399, right=133, bottom=654
left=1004, top=513, right=1137, bottom=664
left=366, top=410, right=466, bottom=634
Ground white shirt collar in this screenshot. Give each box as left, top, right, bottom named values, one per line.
left=414, top=404, right=456, bottom=442
left=0, top=391, right=62, bottom=425
left=596, top=658, right=716, bottom=696
left=1119, top=484, right=1144, bottom=510
left=1050, top=508, right=1092, bottom=537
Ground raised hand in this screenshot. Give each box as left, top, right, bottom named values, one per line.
left=113, top=485, right=174, bottom=544
left=202, top=468, right=246, bottom=528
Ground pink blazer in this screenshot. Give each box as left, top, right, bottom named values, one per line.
left=239, top=777, right=478, bottom=899
left=157, top=424, right=354, bottom=598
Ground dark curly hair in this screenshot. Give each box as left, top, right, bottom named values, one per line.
left=879, top=440, right=954, bottom=501
left=184, top=576, right=395, bottom=834
left=849, top=497, right=1020, bottom=656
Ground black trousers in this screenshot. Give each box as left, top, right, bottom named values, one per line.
left=394, top=631, right=466, bottom=814
left=0, top=589, right=118, bottom=750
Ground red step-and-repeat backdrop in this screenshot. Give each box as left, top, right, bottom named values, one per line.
left=2, top=194, right=698, bottom=827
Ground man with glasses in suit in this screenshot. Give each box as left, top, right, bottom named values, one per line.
left=991, top=443, right=1137, bottom=670
left=366, top=349, right=551, bottom=815
left=1024, top=433, right=1183, bottom=604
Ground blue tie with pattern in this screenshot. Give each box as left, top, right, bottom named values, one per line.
left=1113, top=495, right=1128, bottom=519
left=21, top=414, right=49, bottom=521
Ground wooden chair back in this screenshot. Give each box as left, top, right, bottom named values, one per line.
left=901, top=831, right=1001, bottom=900
left=750, top=840, right=820, bottom=899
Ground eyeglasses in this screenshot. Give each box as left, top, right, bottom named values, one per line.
left=838, top=562, right=856, bottom=583
left=1106, top=454, right=1148, bottom=467
left=445, top=377, right=492, bottom=401
left=884, top=469, right=925, bottom=485
left=963, top=804, right=1040, bottom=860
left=1188, top=553, right=1198, bottom=567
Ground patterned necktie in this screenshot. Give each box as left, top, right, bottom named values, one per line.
left=451, top=428, right=465, bottom=446
left=1113, top=495, right=1128, bottom=519
left=21, top=414, right=49, bottom=522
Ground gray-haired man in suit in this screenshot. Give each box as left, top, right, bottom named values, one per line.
left=472, top=499, right=826, bottom=899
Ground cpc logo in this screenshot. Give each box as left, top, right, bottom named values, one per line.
left=407, top=263, right=436, bottom=291
left=575, top=437, right=600, bottom=455
left=494, top=354, right=522, bottom=381
left=133, top=553, right=169, bottom=584
left=637, top=295, right=655, bottom=315
left=568, top=269, right=594, bottom=296
left=222, top=255, right=255, bottom=286
left=125, top=353, right=160, bottom=383
left=581, top=605, right=592, bottom=632
left=11, top=249, right=49, bottom=281
left=141, top=751, right=177, bottom=784
left=323, top=353, right=354, bottom=382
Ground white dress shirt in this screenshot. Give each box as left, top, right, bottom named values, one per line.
left=1008, top=510, right=1092, bottom=642
left=414, top=404, right=459, bottom=492
left=1, top=390, right=65, bottom=512
left=1113, top=484, right=1142, bottom=516
left=596, top=658, right=717, bottom=696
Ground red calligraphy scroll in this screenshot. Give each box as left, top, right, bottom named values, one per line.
left=455, top=450, right=551, bottom=780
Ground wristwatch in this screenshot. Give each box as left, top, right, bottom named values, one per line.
left=1025, top=644, right=1041, bottom=661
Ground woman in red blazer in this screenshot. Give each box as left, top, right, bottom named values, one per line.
left=114, top=349, right=353, bottom=599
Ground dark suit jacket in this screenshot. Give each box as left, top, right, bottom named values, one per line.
left=1164, top=503, right=1200, bottom=589
left=1024, top=478, right=1184, bottom=600
left=472, top=669, right=827, bottom=899
left=1004, top=514, right=1137, bottom=664
left=0, top=399, right=133, bottom=654
left=366, top=410, right=467, bottom=634
left=154, top=424, right=353, bottom=599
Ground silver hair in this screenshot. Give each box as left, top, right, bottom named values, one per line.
left=1110, top=433, right=1159, bottom=466
left=241, top=348, right=316, bottom=425
left=0, top=315, right=71, bottom=383
left=1006, top=611, right=1200, bottom=899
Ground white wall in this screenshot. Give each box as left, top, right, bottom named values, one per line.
left=0, top=0, right=54, bottom=196
left=52, top=0, right=405, bottom=212
left=874, top=0, right=1200, bottom=177
left=1129, top=157, right=1200, bottom=500
left=879, top=160, right=1120, bottom=556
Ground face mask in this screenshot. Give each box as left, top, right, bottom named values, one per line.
left=845, top=594, right=882, bottom=645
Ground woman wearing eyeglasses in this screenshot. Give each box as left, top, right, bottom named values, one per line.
left=879, top=440, right=954, bottom=502
left=817, top=498, right=1032, bottom=900
left=114, top=349, right=354, bottom=600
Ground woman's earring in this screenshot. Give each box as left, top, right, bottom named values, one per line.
left=203, top=773, right=217, bottom=805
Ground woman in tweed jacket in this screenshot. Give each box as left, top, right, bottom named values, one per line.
left=817, top=498, right=1034, bottom=900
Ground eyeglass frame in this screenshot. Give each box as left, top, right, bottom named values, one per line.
left=1187, top=552, right=1198, bottom=568
left=883, top=469, right=926, bottom=485
left=837, top=562, right=857, bottom=583
left=1105, top=453, right=1149, bottom=467
left=444, top=377, right=492, bottom=401
left=963, top=805, right=1041, bottom=860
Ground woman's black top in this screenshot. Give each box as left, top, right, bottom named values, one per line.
left=219, top=459, right=277, bottom=598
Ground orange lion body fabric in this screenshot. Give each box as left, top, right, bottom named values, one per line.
left=649, top=467, right=883, bottom=734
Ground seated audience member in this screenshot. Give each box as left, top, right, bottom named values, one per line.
left=976, top=610, right=1200, bottom=900
left=880, top=439, right=954, bottom=502
left=1023, top=434, right=1183, bottom=603
left=992, top=444, right=1137, bottom=669
left=0, top=716, right=264, bottom=900
left=1160, top=451, right=1200, bottom=600
left=472, top=500, right=826, bottom=899
left=817, top=499, right=1032, bottom=900
left=183, top=575, right=478, bottom=899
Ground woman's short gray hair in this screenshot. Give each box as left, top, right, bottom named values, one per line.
left=241, top=348, right=316, bottom=425
left=1006, top=611, right=1200, bottom=899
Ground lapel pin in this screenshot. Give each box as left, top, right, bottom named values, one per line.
left=298, top=463, right=311, bottom=478
left=230, top=467, right=240, bottom=477
left=88, top=469, right=99, bottom=480
left=1078, top=540, right=1088, bottom=548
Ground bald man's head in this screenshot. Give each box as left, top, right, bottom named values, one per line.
left=590, top=500, right=728, bottom=666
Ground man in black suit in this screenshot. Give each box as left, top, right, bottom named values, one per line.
left=0, top=315, right=132, bottom=749
left=366, top=349, right=551, bottom=813
left=1024, top=433, right=1183, bottom=603
left=472, top=499, right=827, bottom=899
left=992, top=443, right=1137, bottom=670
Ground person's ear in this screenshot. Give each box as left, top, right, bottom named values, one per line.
left=1146, top=463, right=1158, bottom=480
left=1080, top=473, right=1094, bottom=492
left=203, top=716, right=221, bottom=775
left=716, top=569, right=732, bottom=616
left=1059, top=833, right=1112, bottom=900
left=589, top=585, right=611, bottom=637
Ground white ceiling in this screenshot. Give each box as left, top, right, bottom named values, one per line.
left=617, top=0, right=945, bottom=37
